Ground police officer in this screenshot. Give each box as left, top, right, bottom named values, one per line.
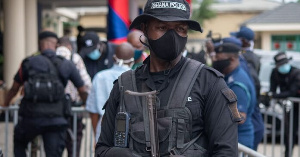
left=95, top=0, right=239, bottom=156
left=212, top=43, right=256, bottom=149
left=3, top=31, right=88, bottom=157
left=270, top=52, right=300, bottom=157
left=213, top=37, right=264, bottom=150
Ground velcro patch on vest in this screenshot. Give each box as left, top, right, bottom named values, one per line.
left=221, top=88, right=237, bottom=103
left=222, top=88, right=242, bottom=122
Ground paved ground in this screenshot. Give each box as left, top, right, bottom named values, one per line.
left=257, top=144, right=299, bottom=157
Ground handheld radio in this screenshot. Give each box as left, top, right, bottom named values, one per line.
left=114, top=112, right=130, bottom=147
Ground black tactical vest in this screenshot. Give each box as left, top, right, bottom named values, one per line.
left=118, top=59, right=207, bottom=157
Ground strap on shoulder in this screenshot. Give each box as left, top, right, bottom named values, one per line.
left=118, top=70, right=141, bottom=113
left=40, top=55, right=62, bottom=79
left=167, top=59, right=204, bottom=109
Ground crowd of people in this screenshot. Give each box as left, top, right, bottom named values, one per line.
left=1, top=0, right=300, bottom=157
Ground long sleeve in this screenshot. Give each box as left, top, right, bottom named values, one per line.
left=94, top=83, right=134, bottom=157
left=204, top=78, right=239, bottom=156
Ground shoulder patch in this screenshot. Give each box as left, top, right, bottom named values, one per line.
left=221, top=88, right=237, bottom=103
left=204, top=66, right=224, bottom=78
left=222, top=88, right=242, bottom=122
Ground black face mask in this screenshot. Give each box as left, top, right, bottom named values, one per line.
left=147, top=29, right=187, bottom=61
left=212, top=59, right=231, bottom=73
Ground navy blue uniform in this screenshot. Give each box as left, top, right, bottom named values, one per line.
left=13, top=49, right=84, bottom=157
left=239, top=55, right=264, bottom=150
left=225, top=66, right=256, bottom=149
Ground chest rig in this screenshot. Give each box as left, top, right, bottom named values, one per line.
left=118, top=59, right=206, bottom=156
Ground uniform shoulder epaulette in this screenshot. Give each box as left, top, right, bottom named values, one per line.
left=204, top=66, right=224, bottom=78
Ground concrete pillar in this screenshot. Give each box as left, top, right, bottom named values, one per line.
left=3, top=0, right=26, bottom=88
left=25, top=0, right=38, bottom=56
left=261, top=32, right=271, bottom=51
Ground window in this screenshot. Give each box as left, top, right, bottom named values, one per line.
left=271, top=35, right=300, bottom=52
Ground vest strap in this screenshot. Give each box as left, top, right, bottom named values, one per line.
left=119, top=70, right=141, bottom=113
left=167, top=59, right=204, bottom=109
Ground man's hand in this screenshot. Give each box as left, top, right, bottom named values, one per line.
left=238, top=112, right=247, bottom=125
left=3, top=81, right=22, bottom=107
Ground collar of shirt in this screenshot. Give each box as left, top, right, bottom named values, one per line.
left=136, top=56, right=186, bottom=92
left=139, top=56, right=186, bottom=79
left=111, top=64, right=131, bottom=71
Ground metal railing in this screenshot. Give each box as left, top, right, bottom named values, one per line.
left=259, top=97, right=300, bottom=157
left=5, top=97, right=299, bottom=157
left=0, top=104, right=95, bottom=157
left=238, top=143, right=266, bottom=157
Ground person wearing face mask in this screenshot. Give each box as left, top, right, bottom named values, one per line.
left=79, top=31, right=116, bottom=79
left=85, top=42, right=134, bottom=142
left=269, top=52, right=300, bottom=157
left=212, top=43, right=256, bottom=149
left=212, top=37, right=264, bottom=151
left=95, top=0, right=240, bottom=156
left=127, top=30, right=149, bottom=70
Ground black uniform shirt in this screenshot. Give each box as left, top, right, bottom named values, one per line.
left=14, top=49, right=84, bottom=87
left=14, top=49, right=84, bottom=126
left=95, top=57, right=239, bottom=156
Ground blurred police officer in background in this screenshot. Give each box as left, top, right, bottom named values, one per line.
left=3, top=31, right=88, bottom=157
left=210, top=37, right=264, bottom=150
left=213, top=43, right=256, bottom=149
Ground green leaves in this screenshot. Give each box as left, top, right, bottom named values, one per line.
left=191, top=0, right=216, bottom=25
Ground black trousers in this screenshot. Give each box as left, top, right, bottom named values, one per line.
left=14, top=120, right=67, bottom=157
left=284, top=103, right=299, bottom=157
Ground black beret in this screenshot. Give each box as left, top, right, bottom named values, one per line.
left=38, top=31, right=58, bottom=40
left=215, top=43, right=241, bottom=54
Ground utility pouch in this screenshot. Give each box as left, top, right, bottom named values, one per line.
left=63, top=94, right=73, bottom=118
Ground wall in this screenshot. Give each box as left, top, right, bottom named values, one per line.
left=79, top=14, right=107, bottom=40
left=189, top=12, right=258, bottom=40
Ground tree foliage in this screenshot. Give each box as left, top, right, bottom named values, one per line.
left=191, top=0, right=216, bottom=25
